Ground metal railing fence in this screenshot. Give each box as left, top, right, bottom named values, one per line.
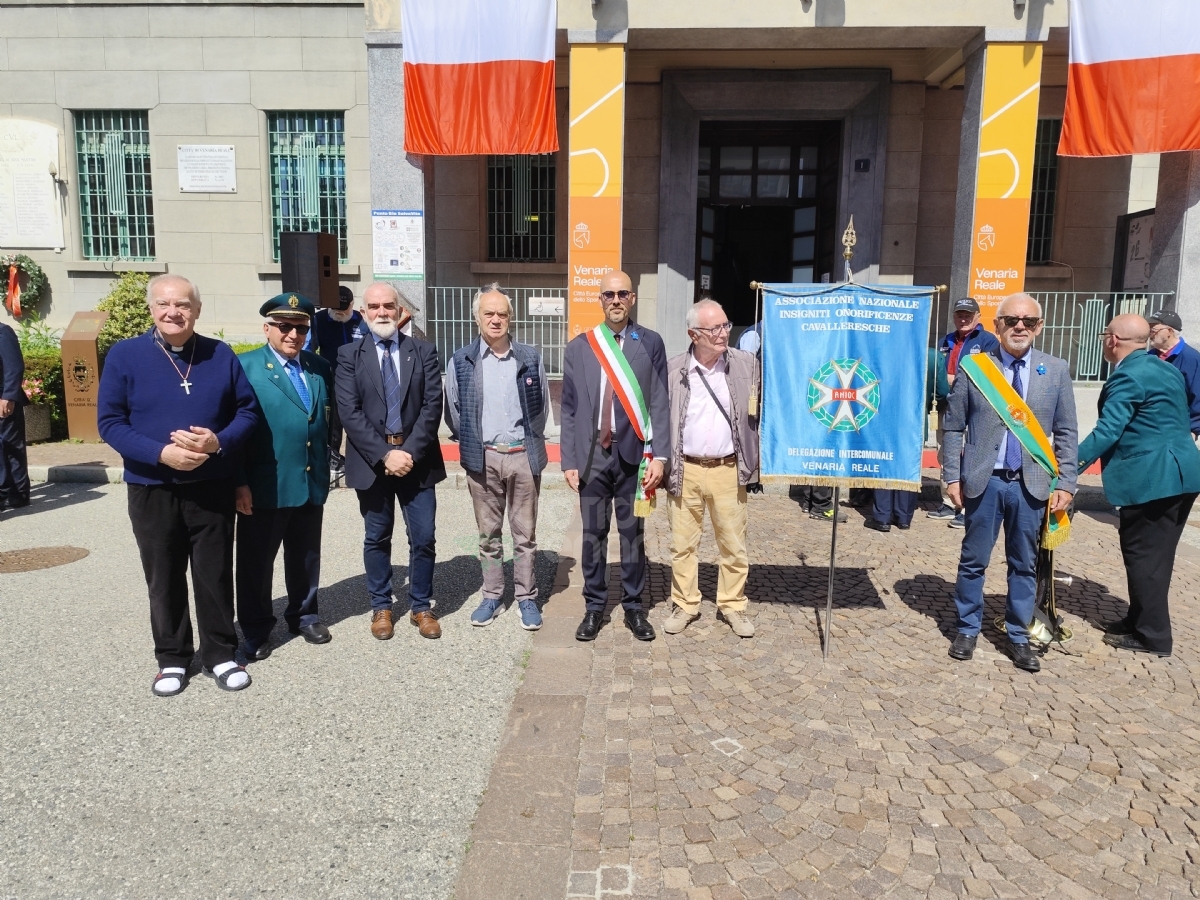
left=426, top=287, right=568, bottom=376
left=1030, top=291, right=1174, bottom=382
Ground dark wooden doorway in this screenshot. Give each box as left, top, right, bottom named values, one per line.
left=695, top=121, right=841, bottom=326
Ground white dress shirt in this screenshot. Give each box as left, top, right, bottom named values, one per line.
left=682, top=351, right=735, bottom=458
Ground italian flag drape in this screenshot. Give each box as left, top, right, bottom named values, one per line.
left=401, top=0, right=559, bottom=155
left=1060, top=0, right=1200, bottom=156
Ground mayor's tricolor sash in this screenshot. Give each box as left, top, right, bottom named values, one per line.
left=959, top=354, right=1070, bottom=549
left=586, top=325, right=656, bottom=517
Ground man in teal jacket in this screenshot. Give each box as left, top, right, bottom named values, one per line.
left=1079, top=314, right=1200, bottom=658
left=235, top=293, right=335, bottom=660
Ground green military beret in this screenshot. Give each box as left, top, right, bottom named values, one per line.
left=260, top=292, right=317, bottom=319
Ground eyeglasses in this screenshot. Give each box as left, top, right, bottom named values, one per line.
left=691, top=321, right=733, bottom=338
left=998, top=316, right=1042, bottom=329
left=1098, top=331, right=1142, bottom=342
left=599, top=290, right=634, bottom=302
left=269, top=320, right=310, bottom=335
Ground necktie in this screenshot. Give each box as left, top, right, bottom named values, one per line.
left=380, top=339, right=403, bottom=434
left=284, top=359, right=311, bottom=412
left=599, top=333, right=622, bottom=450
left=1004, top=358, right=1025, bottom=471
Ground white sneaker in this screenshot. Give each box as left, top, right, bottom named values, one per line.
left=662, top=607, right=699, bottom=634
left=721, top=610, right=755, bottom=638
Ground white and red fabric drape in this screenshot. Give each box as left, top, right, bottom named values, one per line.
left=1060, top=0, right=1200, bottom=156
left=401, top=0, right=559, bottom=155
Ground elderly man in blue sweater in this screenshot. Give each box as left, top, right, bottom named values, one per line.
left=98, top=274, right=260, bottom=697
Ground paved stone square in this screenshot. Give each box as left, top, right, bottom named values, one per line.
left=555, top=494, right=1200, bottom=900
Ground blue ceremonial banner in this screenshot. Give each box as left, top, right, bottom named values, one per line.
left=760, top=282, right=936, bottom=490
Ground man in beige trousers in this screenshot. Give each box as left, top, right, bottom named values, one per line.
left=663, top=299, right=761, bottom=637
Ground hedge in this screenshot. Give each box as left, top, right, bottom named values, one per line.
left=22, top=351, right=68, bottom=440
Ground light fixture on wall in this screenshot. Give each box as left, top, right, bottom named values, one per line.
left=48, top=160, right=67, bottom=187
left=1014, top=0, right=1027, bottom=9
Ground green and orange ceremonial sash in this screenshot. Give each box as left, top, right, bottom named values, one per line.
left=959, top=354, right=1070, bottom=549
left=586, top=325, right=656, bottom=517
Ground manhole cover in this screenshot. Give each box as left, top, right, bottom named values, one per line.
left=0, top=546, right=89, bottom=573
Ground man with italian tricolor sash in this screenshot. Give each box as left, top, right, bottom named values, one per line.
left=560, top=271, right=670, bottom=643
left=942, top=293, right=1078, bottom=673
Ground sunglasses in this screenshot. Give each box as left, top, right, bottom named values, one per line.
left=998, top=316, right=1041, bottom=329
left=269, top=320, right=311, bottom=335
left=599, top=290, right=634, bottom=302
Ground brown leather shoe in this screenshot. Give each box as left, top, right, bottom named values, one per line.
left=370, top=609, right=394, bottom=640
left=410, top=610, right=442, bottom=639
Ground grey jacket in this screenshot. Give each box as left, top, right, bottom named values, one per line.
left=942, top=346, right=1078, bottom=501
left=665, top=346, right=760, bottom=495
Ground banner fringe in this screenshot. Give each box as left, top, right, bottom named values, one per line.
left=758, top=476, right=921, bottom=491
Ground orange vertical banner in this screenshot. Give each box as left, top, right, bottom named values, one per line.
left=568, top=45, right=625, bottom=338
left=967, top=43, right=1042, bottom=330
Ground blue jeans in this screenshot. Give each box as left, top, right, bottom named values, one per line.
left=357, top=477, right=437, bottom=613
left=953, top=474, right=1042, bottom=642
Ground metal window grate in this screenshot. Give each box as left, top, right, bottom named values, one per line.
left=74, top=111, right=155, bottom=261
left=268, top=112, right=348, bottom=262
left=1027, top=118, right=1062, bottom=264
left=488, top=155, right=556, bottom=261
left=427, top=287, right=566, bottom=375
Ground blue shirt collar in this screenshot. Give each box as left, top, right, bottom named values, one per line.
left=269, top=345, right=301, bottom=369
left=998, top=346, right=1032, bottom=369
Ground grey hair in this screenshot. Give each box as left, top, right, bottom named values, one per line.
left=686, top=298, right=724, bottom=330
left=996, top=292, right=1043, bottom=317
left=472, top=282, right=512, bottom=318
left=146, top=274, right=201, bottom=306
left=363, top=281, right=402, bottom=304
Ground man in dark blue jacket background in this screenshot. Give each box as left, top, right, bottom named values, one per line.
left=0, top=318, right=29, bottom=510
left=1148, top=309, right=1200, bottom=438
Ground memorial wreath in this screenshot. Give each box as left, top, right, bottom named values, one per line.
left=2, top=254, right=48, bottom=317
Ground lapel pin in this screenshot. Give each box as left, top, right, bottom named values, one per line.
left=267, top=363, right=274, bottom=369
left=630, top=332, right=640, bottom=341
left=1037, top=364, right=1046, bottom=375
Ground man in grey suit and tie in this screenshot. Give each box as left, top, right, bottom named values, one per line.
left=941, top=293, right=1078, bottom=672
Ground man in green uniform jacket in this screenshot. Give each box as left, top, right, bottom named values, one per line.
left=1079, top=314, right=1200, bottom=658
left=235, top=292, right=335, bottom=660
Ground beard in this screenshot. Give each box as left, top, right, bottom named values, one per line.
left=329, top=307, right=354, bottom=323
left=367, top=318, right=397, bottom=340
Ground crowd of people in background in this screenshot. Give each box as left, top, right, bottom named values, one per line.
left=1, top=269, right=1179, bottom=696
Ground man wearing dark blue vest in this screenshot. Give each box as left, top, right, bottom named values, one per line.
left=1080, top=314, right=1200, bottom=657
left=445, top=284, right=550, bottom=631
left=235, top=293, right=334, bottom=661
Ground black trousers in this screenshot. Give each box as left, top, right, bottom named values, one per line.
left=580, top=449, right=646, bottom=613
left=0, top=405, right=30, bottom=506
left=236, top=502, right=324, bottom=647
left=127, top=479, right=238, bottom=670
left=1118, top=492, right=1197, bottom=654
left=793, top=484, right=833, bottom=513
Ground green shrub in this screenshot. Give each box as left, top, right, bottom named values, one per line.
left=15, top=312, right=62, bottom=355
left=229, top=341, right=265, bottom=355
left=21, top=350, right=67, bottom=439
left=96, top=271, right=153, bottom=354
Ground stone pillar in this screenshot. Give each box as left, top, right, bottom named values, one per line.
left=1149, top=151, right=1200, bottom=325
left=365, top=7, right=429, bottom=330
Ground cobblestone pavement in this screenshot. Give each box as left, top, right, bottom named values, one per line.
left=566, top=495, right=1200, bottom=900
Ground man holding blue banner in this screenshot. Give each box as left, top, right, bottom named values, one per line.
left=942, top=293, right=1077, bottom=673
left=561, top=271, right=669, bottom=643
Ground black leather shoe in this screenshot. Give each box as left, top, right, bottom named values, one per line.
left=1100, top=619, right=1134, bottom=635
left=295, top=623, right=332, bottom=644
left=624, top=609, right=656, bottom=641
left=244, top=641, right=272, bottom=662
left=948, top=633, right=977, bottom=660
left=1007, top=641, right=1041, bottom=672
left=864, top=519, right=891, bottom=533
left=895, top=522, right=911, bottom=530
left=1103, top=633, right=1170, bottom=656
left=576, top=611, right=604, bottom=642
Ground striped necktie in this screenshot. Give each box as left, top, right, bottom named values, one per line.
left=380, top=339, right=404, bottom=434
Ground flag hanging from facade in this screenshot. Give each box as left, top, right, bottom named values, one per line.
left=401, top=0, right=559, bottom=155
left=1059, top=0, right=1200, bottom=156
left=759, top=283, right=935, bottom=490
